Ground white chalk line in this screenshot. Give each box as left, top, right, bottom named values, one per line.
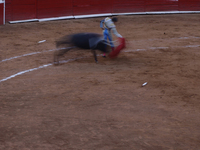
left=1, top=37, right=200, bottom=83
left=1, top=36, right=199, bottom=63
left=1, top=43, right=200, bottom=83
left=0, top=64, right=52, bottom=83
left=123, top=44, right=200, bottom=53
left=0, top=57, right=85, bottom=83
left=0, top=48, right=62, bottom=63
left=128, top=36, right=200, bottom=43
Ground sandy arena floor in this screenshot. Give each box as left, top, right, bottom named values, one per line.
left=0, top=14, right=200, bottom=150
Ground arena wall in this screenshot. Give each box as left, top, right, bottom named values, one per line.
left=0, top=1, right=4, bottom=25
left=2, top=0, right=200, bottom=24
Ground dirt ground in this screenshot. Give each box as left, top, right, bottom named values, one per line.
left=0, top=14, right=200, bottom=150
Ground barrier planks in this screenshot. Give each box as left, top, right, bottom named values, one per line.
left=113, top=0, right=145, bottom=13
left=73, top=0, right=112, bottom=15
left=0, top=3, right=3, bottom=25
left=145, top=0, right=179, bottom=11
left=6, top=0, right=36, bottom=21
left=4, top=0, right=200, bottom=23
left=37, top=0, right=73, bottom=19
left=179, top=0, right=200, bottom=11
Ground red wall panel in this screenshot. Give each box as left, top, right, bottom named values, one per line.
left=146, top=0, right=178, bottom=5
left=0, top=3, right=3, bottom=25
left=145, top=0, right=179, bottom=11
left=179, top=0, right=200, bottom=11
left=11, top=0, right=36, bottom=5
left=113, top=0, right=145, bottom=13
left=6, top=0, right=36, bottom=21
left=12, top=5, right=36, bottom=21
left=37, top=0, right=73, bottom=18
left=5, top=0, right=11, bottom=22
left=4, top=0, right=200, bottom=23
left=37, top=7, right=73, bottom=18
left=73, top=0, right=112, bottom=15
left=73, top=5, right=111, bottom=15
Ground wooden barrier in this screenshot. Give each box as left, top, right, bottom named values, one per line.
left=4, top=0, right=200, bottom=23
left=0, top=1, right=4, bottom=25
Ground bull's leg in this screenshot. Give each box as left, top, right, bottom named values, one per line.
left=91, top=50, right=98, bottom=63
left=54, top=47, right=74, bottom=65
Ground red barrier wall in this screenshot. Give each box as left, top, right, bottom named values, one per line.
left=5, top=0, right=11, bottom=22
left=73, top=0, right=112, bottom=15
left=145, top=0, right=179, bottom=11
left=9, top=0, right=36, bottom=21
left=37, top=0, right=73, bottom=19
left=179, top=0, right=200, bottom=11
left=0, top=3, right=3, bottom=25
left=5, top=0, right=200, bottom=23
left=113, top=0, right=145, bottom=13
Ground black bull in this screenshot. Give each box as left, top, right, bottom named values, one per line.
left=54, top=33, right=111, bottom=64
